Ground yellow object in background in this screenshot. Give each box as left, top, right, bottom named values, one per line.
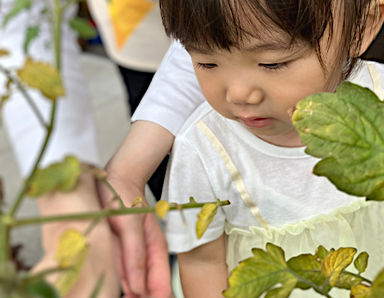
left=108, top=0, right=155, bottom=49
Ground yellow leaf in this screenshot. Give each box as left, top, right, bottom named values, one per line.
left=0, top=49, right=9, bottom=57
left=55, top=229, right=88, bottom=296
left=350, top=283, right=371, bottom=298
left=155, top=200, right=170, bottom=219
left=196, top=200, right=220, bottom=239
left=17, top=58, right=65, bottom=100
left=131, top=197, right=144, bottom=207
left=321, top=247, right=356, bottom=286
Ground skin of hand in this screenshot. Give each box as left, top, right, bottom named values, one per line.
left=178, top=234, right=227, bottom=297
left=102, top=120, right=175, bottom=297
left=32, top=172, right=121, bottom=298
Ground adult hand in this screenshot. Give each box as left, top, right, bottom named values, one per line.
left=102, top=121, right=174, bottom=297
left=33, top=173, right=121, bottom=298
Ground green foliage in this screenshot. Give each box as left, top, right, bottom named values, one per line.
left=26, top=279, right=59, bottom=298
left=292, top=82, right=384, bottom=200
left=69, top=18, right=97, bottom=39
left=355, top=252, right=369, bottom=274
left=2, top=0, right=32, bottom=28
left=24, top=26, right=40, bottom=55
left=27, top=156, right=82, bottom=197
left=224, top=244, right=373, bottom=298
left=0, top=261, right=60, bottom=298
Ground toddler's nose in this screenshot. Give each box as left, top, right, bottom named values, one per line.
left=226, top=83, right=264, bottom=105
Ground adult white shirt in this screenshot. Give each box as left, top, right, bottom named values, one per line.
left=1, top=1, right=100, bottom=176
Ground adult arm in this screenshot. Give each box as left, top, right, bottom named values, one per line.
left=103, top=40, right=206, bottom=296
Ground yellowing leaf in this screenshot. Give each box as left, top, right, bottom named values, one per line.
left=292, top=82, right=384, bottom=200
left=196, top=200, right=220, bottom=239
left=27, top=155, right=82, bottom=197
left=131, top=197, right=144, bottom=207
left=0, top=49, right=9, bottom=57
left=321, top=247, right=356, bottom=286
left=155, top=200, right=170, bottom=219
left=351, top=284, right=371, bottom=298
left=370, top=268, right=384, bottom=298
left=354, top=252, right=369, bottom=274
left=17, top=58, right=65, bottom=100
left=55, top=229, right=89, bottom=296
left=224, top=243, right=297, bottom=298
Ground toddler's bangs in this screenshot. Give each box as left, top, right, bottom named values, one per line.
left=160, top=0, right=333, bottom=52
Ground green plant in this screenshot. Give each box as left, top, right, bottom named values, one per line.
left=0, top=1, right=228, bottom=297
left=224, top=82, right=384, bottom=297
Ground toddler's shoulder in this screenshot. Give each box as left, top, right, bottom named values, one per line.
left=349, top=60, right=384, bottom=99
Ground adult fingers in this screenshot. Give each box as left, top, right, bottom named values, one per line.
left=113, top=213, right=147, bottom=295
left=145, top=214, right=173, bottom=298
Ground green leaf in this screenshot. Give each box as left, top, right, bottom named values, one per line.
left=27, top=155, right=82, bottom=197
left=69, top=17, right=97, bottom=39
left=224, top=243, right=297, bottom=298
left=354, top=252, right=369, bottom=274
left=196, top=200, right=220, bottom=239
left=23, top=26, right=40, bottom=55
left=334, top=272, right=364, bottom=289
left=292, top=82, right=384, bottom=200
left=321, top=247, right=356, bottom=286
left=26, top=279, right=59, bottom=298
left=315, top=245, right=330, bottom=261
left=370, top=268, right=384, bottom=298
left=287, top=254, right=327, bottom=292
left=2, top=0, right=32, bottom=27
left=17, top=58, right=65, bottom=101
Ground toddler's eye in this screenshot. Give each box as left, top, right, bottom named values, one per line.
left=259, top=62, right=288, bottom=71
left=195, top=63, right=217, bottom=70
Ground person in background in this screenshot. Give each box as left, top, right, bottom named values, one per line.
left=0, top=1, right=120, bottom=297
left=87, top=0, right=172, bottom=200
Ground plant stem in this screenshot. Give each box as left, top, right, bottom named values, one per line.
left=0, top=217, right=9, bottom=264
left=9, top=0, right=63, bottom=218
left=10, top=200, right=231, bottom=227
left=0, top=65, right=47, bottom=128
left=9, top=103, right=56, bottom=217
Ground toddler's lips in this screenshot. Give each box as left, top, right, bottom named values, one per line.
left=239, top=117, right=274, bottom=128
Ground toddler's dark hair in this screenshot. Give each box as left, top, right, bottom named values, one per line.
left=160, top=0, right=379, bottom=78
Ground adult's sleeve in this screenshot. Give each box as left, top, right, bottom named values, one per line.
left=131, top=41, right=206, bottom=135
left=162, top=135, right=225, bottom=253
left=1, top=2, right=101, bottom=176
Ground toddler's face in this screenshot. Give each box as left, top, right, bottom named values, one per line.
left=188, top=31, right=344, bottom=147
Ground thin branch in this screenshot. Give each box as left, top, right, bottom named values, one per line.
left=10, top=200, right=231, bottom=227
left=9, top=101, right=56, bottom=217
left=0, top=64, right=48, bottom=128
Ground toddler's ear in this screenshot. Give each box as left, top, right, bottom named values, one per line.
left=357, top=0, right=384, bottom=56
